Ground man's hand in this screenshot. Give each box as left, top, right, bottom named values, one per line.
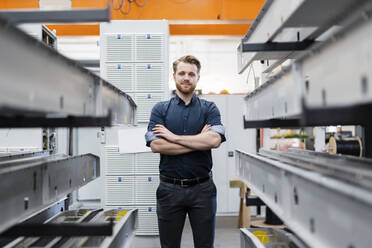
left=152, top=124, right=178, bottom=143
left=201, top=124, right=211, bottom=133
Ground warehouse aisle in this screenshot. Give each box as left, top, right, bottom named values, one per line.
left=132, top=216, right=240, bottom=248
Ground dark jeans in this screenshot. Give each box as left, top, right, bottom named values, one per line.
left=156, top=178, right=217, bottom=248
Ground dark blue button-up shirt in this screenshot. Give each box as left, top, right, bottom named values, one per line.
left=145, top=94, right=226, bottom=179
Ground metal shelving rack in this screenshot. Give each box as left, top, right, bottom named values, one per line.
left=239, top=0, right=372, bottom=129
left=237, top=0, right=372, bottom=247
left=0, top=9, right=137, bottom=246
left=0, top=15, right=136, bottom=127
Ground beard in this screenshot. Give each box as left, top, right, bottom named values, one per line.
left=176, top=81, right=196, bottom=95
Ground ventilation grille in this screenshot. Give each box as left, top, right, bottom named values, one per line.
left=105, top=146, right=134, bottom=175
left=135, top=176, right=159, bottom=205
left=106, top=63, right=134, bottom=92
left=135, top=63, right=164, bottom=91
left=135, top=152, right=160, bottom=174
left=134, top=93, right=164, bottom=122
left=135, top=34, right=164, bottom=61
left=105, top=176, right=135, bottom=205
left=105, top=34, right=133, bottom=62
left=136, top=206, right=159, bottom=235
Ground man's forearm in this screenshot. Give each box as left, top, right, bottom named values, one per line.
left=173, top=131, right=221, bottom=150
left=150, top=139, right=194, bottom=155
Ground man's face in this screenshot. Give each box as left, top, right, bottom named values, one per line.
left=173, top=62, right=200, bottom=95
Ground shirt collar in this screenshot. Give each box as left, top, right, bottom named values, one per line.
left=175, top=93, right=197, bottom=106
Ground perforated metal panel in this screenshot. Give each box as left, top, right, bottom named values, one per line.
left=134, top=93, right=164, bottom=122
left=105, top=34, right=134, bottom=62
left=135, top=152, right=160, bottom=174
left=135, top=34, right=164, bottom=62
left=136, top=205, right=159, bottom=235
left=105, top=176, right=135, bottom=205
left=135, top=63, right=164, bottom=92
left=135, top=175, right=159, bottom=205
left=105, top=146, right=134, bottom=175
left=106, top=63, right=134, bottom=92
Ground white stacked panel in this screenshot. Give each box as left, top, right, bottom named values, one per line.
left=134, top=93, right=164, bottom=122
left=104, top=146, right=160, bottom=235
left=135, top=63, right=164, bottom=92
left=135, top=176, right=160, bottom=205
left=105, top=34, right=134, bottom=62
left=105, top=175, right=135, bottom=205
left=135, top=152, right=160, bottom=174
left=105, top=146, right=134, bottom=175
left=135, top=34, right=164, bottom=62
left=101, top=21, right=169, bottom=125
left=106, top=63, right=134, bottom=92
left=101, top=21, right=168, bottom=235
left=135, top=205, right=159, bottom=235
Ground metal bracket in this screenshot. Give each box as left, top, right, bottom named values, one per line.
left=0, top=114, right=112, bottom=128
left=243, top=116, right=301, bottom=129
left=1, top=223, right=113, bottom=237
left=0, top=8, right=111, bottom=24
left=245, top=195, right=265, bottom=207
left=243, top=101, right=372, bottom=128
left=241, top=41, right=314, bottom=52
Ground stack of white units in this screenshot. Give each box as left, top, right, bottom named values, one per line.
left=100, top=20, right=169, bottom=235
left=104, top=146, right=160, bottom=235
left=100, top=20, right=169, bottom=123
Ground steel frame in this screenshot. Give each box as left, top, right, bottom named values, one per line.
left=243, top=1, right=372, bottom=127
left=2, top=223, right=113, bottom=237
left=0, top=8, right=110, bottom=24
left=237, top=0, right=369, bottom=74
left=99, top=209, right=137, bottom=248
left=0, top=154, right=100, bottom=233
left=236, top=149, right=372, bottom=248
left=0, top=17, right=136, bottom=127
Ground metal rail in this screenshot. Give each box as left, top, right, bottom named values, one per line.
left=0, top=154, right=100, bottom=233
left=236, top=149, right=372, bottom=248
left=0, top=17, right=136, bottom=127
left=0, top=8, right=110, bottom=24
left=237, top=0, right=369, bottom=74
left=243, top=0, right=372, bottom=127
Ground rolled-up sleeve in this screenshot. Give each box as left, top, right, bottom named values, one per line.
left=206, top=103, right=226, bottom=143
left=145, top=102, right=164, bottom=147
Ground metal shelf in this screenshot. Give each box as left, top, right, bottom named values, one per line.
left=243, top=0, right=372, bottom=128
left=1, top=208, right=137, bottom=248
left=0, top=17, right=136, bottom=127
left=237, top=0, right=369, bottom=74
left=236, top=149, right=372, bottom=248
left=0, top=8, right=110, bottom=24
left=0, top=153, right=100, bottom=233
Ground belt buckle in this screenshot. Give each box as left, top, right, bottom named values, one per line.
left=180, top=179, right=190, bottom=188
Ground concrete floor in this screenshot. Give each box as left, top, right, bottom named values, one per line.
left=131, top=216, right=241, bottom=248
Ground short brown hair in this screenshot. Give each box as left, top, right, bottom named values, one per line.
left=172, top=55, right=201, bottom=74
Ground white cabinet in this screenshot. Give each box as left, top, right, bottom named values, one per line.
left=201, top=94, right=256, bottom=215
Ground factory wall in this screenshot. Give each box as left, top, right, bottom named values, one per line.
left=57, top=35, right=262, bottom=94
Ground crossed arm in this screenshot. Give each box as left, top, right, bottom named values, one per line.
left=150, top=124, right=222, bottom=155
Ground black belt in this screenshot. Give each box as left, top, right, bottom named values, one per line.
left=160, top=175, right=210, bottom=187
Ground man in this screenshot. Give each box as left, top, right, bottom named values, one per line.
left=145, top=55, right=226, bottom=248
